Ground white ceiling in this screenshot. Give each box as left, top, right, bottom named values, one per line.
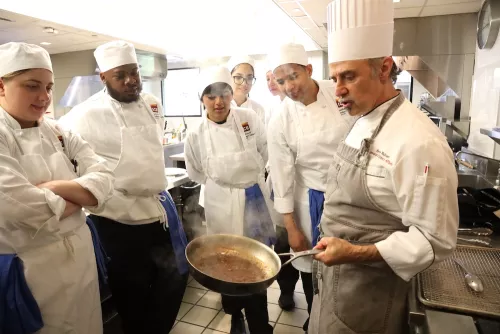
left=0, top=0, right=320, bottom=59
left=0, top=0, right=482, bottom=58
left=273, top=0, right=482, bottom=48
left=0, top=9, right=167, bottom=55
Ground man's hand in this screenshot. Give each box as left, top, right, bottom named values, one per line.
left=313, top=237, right=383, bottom=266
left=283, top=213, right=309, bottom=252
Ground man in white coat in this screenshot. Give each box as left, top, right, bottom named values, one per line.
left=309, top=1, right=459, bottom=333
left=58, top=40, right=188, bottom=334
left=267, top=42, right=353, bottom=331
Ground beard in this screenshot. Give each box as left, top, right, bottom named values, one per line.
left=105, top=81, right=143, bottom=103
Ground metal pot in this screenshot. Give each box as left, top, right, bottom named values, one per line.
left=185, top=234, right=281, bottom=296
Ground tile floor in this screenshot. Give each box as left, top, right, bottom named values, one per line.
left=171, top=276, right=307, bottom=334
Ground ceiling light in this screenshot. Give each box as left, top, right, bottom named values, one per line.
left=43, top=27, right=58, bottom=34
left=393, top=0, right=401, bottom=2
left=40, top=42, right=51, bottom=45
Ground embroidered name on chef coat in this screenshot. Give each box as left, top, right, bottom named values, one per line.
left=150, top=104, right=161, bottom=119
left=370, top=149, right=393, bottom=166
left=242, top=122, right=254, bottom=138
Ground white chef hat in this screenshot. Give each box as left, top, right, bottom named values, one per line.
left=94, top=40, right=138, bottom=73
left=198, top=66, right=233, bottom=98
left=268, top=43, right=308, bottom=72
left=327, top=0, right=394, bottom=63
left=227, top=55, right=255, bottom=73
left=0, top=42, right=52, bottom=77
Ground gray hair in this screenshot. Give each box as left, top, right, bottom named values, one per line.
left=367, top=57, right=401, bottom=84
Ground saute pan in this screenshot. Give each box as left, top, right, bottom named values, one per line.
left=185, top=234, right=321, bottom=296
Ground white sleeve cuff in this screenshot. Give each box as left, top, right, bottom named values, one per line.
left=273, top=196, right=294, bottom=214
left=43, top=188, right=66, bottom=220
left=375, top=226, right=435, bottom=281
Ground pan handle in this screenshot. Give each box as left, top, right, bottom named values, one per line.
left=279, top=249, right=323, bottom=267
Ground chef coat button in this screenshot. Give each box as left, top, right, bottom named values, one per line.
left=322, top=105, right=327, bottom=108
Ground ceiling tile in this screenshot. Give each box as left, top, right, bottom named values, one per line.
left=304, top=27, right=327, bottom=45
left=420, top=2, right=482, bottom=16
left=24, top=32, right=100, bottom=46
left=394, top=0, right=426, bottom=9
left=425, top=0, right=480, bottom=6
left=279, top=1, right=301, bottom=13
left=299, top=0, right=331, bottom=24
left=293, top=16, right=319, bottom=30
left=0, top=9, right=37, bottom=29
left=395, top=7, right=423, bottom=18
left=2, top=25, right=71, bottom=41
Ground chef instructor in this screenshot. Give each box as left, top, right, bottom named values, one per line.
left=59, top=40, right=188, bottom=334
left=309, top=1, right=459, bottom=333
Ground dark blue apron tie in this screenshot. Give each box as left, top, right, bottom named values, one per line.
left=244, top=184, right=277, bottom=247
left=158, top=191, right=189, bottom=275
left=85, top=217, right=109, bottom=288
left=308, top=189, right=325, bottom=247
left=0, top=255, right=43, bottom=334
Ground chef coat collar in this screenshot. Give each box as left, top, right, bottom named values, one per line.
left=0, top=106, right=42, bottom=130
left=292, top=80, right=325, bottom=109
left=206, top=109, right=233, bottom=125
left=361, top=91, right=400, bottom=118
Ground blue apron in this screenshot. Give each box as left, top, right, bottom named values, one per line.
left=85, top=217, right=109, bottom=288
left=0, top=255, right=43, bottom=334
left=158, top=190, right=189, bottom=275
left=270, top=188, right=324, bottom=247
left=308, top=189, right=325, bottom=247
left=244, top=184, right=277, bottom=247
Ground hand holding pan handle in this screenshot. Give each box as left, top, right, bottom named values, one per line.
left=278, top=249, right=323, bottom=267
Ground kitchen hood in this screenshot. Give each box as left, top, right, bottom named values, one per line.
left=57, top=50, right=167, bottom=109
left=392, top=13, right=476, bottom=121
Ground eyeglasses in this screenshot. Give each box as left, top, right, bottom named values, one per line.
left=233, top=76, right=256, bottom=85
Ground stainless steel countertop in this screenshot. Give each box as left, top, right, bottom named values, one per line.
left=169, top=153, right=185, bottom=161
left=166, top=174, right=190, bottom=190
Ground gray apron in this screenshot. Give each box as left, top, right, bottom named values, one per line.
left=309, top=93, right=410, bottom=334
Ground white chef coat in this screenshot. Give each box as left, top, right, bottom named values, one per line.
left=231, top=98, right=266, bottom=125
left=265, top=96, right=284, bottom=131
left=0, top=107, right=114, bottom=333
left=58, top=90, right=166, bottom=225
left=267, top=80, right=353, bottom=213
left=185, top=107, right=268, bottom=185
left=344, top=96, right=459, bottom=281
left=267, top=80, right=353, bottom=272
left=184, top=107, right=270, bottom=235
left=0, top=107, right=113, bottom=252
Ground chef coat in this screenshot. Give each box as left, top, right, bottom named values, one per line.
left=265, top=96, right=284, bottom=131
left=184, top=107, right=273, bottom=237
left=231, top=98, right=266, bottom=125
left=0, top=107, right=114, bottom=333
left=267, top=80, right=353, bottom=213
left=0, top=107, right=114, bottom=253
left=267, top=80, right=353, bottom=272
left=58, top=90, right=166, bottom=225
left=343, top=96, right=459, bottom=281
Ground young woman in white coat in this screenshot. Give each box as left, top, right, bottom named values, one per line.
left=184, top=66, right=275, bottom=334
left=228, top=55, right=266, bottom=124
left=0, top=42, right=114, bottom=333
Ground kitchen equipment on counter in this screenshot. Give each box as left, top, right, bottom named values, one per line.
left=418, top=245, right=500, bottom=318
left=458, top=228, right=493, bottom=236
left=165, top=167, right=187, bottom=178
left=457, top=237, right=492, bottom=248
left=185, top=234, right=322, bottom=296
left=452, top=258, right=484, bottom=293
